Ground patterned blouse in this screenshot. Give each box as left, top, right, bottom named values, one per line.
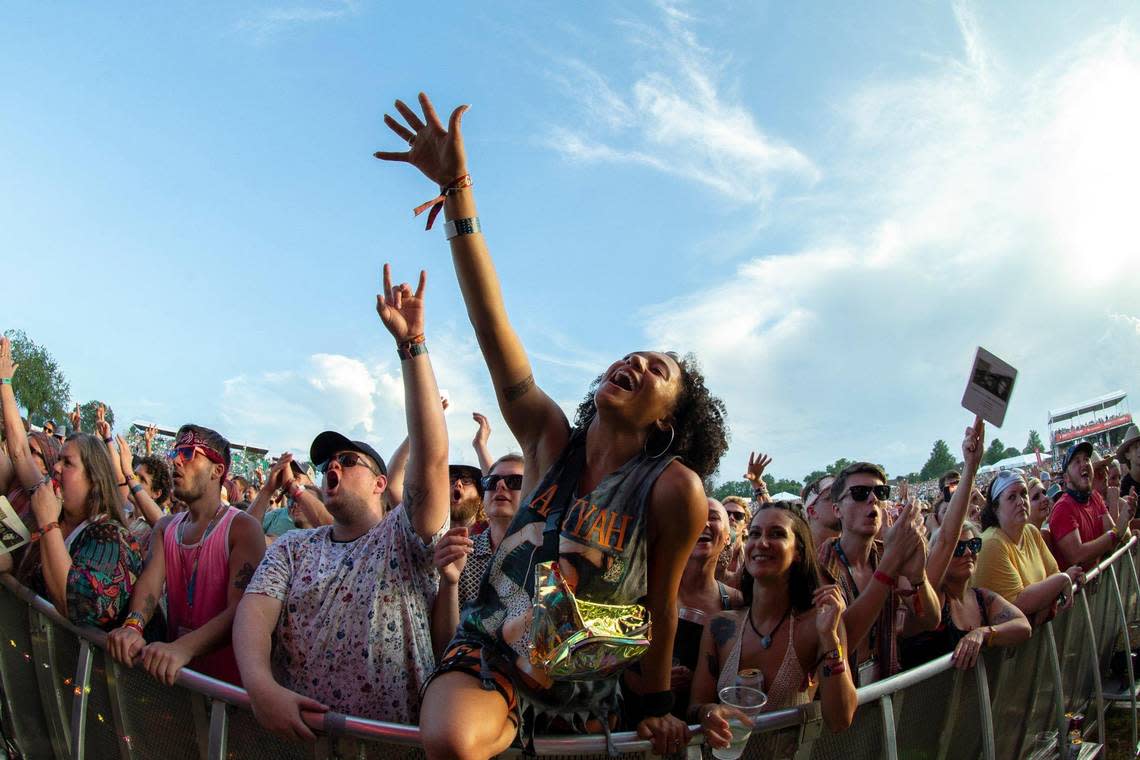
left=24, top=517, right=143, bottom=630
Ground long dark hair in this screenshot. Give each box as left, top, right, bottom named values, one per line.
left=572, top=352, right=728, bottom=481
left=67, top=433, right=128, bottom=525
left=740, top=503, right=820, bottom=614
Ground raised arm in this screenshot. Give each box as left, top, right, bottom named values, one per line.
left=384, top=435, right=410, bottom=509
left=376, top=265, right=449, bottom=542
left=118, top=436, right=163, bottom=526
left=375, top=94, right=569, bottom=467
left=928, top=417, right=984, bottom=588
left=472, top=412, right=494, bottom=473
left=0, top=336, right=44, bottom=489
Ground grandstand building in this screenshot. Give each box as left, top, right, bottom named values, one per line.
left=1047, top=390, right=1132, bottom=462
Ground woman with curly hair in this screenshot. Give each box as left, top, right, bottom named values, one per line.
left=378, top=93, right=728, bottom=758
left=0, top=337, right=143, bottom=630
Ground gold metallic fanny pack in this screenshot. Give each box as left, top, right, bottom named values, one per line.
left=528, top=560, right=651, bottom=681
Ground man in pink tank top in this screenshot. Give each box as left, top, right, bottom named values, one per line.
left=107, top=424, right=266, bottom=685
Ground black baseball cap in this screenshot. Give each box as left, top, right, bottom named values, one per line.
left=309, top=431, right=387, bottom=476
left=1061, top=440, right=1094, bottom=473
left=449, top=464, right=485, bottom=496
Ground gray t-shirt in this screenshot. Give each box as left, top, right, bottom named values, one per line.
left=244, top=504, right=446, bottom=723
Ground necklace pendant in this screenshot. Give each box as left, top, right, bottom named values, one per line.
left=761, top=634, right=772, bottom=649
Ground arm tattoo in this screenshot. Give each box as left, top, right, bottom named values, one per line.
left=710, top=616, right=736, bottom=647
left=233, top=562, right=255, bottom=591
left=502, top=375, right=535, bottom=402
left=404, top=481, right=424, bottom=515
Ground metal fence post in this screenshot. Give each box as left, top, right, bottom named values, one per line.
left=878, top=695, right=898, bottom=760
left=207, top=699, right=228, bottom=760
left=1043, top=622, right=1071, bottom=753
left=71, top=638, right=94, bottom=760
left=973, top=654, right=996, bottom=760
left=1108, top=565, right=1139, bottom=753
left=1077, top=588, right=1107, bottom=746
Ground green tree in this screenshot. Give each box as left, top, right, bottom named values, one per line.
left=1023, top=430, right=1045, bottom=455
left=983, top=438, right=1008, bottom=466
left=78, top=400, right=115, bottom=434
left=711, top=480, right=751, bottom=501
left=919, top=440, right=957, bottom=481
left=763, top=474, right=804, bottom=496
left=3, top=329, right=70, bottom=426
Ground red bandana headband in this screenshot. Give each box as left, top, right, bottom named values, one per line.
left=174, top=430, right=229, bottom=480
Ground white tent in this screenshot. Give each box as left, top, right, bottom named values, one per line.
left=769, top=491, right=802, bottom=502
left=977, top=451, right=1052, bottom=475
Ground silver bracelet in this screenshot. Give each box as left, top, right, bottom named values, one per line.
left=444, top=216, right=482, bottom=241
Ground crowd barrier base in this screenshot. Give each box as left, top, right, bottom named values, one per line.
left=1, top=539, right=1138, bottom=760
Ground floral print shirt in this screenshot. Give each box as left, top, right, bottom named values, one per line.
left=244, top=504, right=445, bottom=723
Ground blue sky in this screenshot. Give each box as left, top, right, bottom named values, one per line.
left=3, top=1, right=1139, bottom=484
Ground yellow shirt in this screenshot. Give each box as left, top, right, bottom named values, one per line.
left=973, top=524, right=1059, bottom=603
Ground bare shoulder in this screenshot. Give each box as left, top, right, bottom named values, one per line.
left=229, top=510, right=266, bottom=546
left=649, top=461, right=705, bottom=517
left=153, top=514, right=175, bottom=536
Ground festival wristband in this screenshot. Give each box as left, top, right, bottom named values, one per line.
left=26, top=475, right=52, bottom=497
left=130, top=483, right=144, bottom=495
left=641, top=690, right=675, bottom=718
left=444, top=216, right=482, bottom=241
left=873, top=570, right=898, bottom=589
left=397, top=335, right=428, bottom=361
left=822, top=660, right=847, bottom=678
left=30, top=522, right=60, bottom=543
left=0, top=378, right=10, bottom=385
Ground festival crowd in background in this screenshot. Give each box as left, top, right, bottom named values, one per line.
left=1, top=92, right=1139, bottom=759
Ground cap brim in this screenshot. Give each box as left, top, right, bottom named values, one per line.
left=309, top=432, right=388, bottom=476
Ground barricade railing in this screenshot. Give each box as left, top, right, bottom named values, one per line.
left=0, top=537, right=1137, bottom=760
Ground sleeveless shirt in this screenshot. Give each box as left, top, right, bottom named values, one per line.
left=453, top=426, right=675, bottom=737
left=717, top=609, right=812, bottom=711
left=164, top=506, right=242, bottom=684
left=899, top=589, right=990, bottom=671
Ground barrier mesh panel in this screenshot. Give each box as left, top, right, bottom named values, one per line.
left=741, top=724, right=804, bottom=759
left=0, top=587, right=53, bottom=759
left=894, top=665, right=960, bottom=760
left=113, top=664, right=200, bottom=760
left=807, top=697, right=883, bottom=759
left=989, top=633, right=1053, bottom=759
left=84, top=648, right=126, bottom=760
left=225, top=704, right=311, bottom=760
left=45, top=618, right=79, bottom=729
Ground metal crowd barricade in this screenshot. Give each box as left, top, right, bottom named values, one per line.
left=1, top=537, right=1137, bottom=760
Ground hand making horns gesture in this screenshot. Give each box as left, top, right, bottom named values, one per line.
left=376, top=263, right=427, bottom=344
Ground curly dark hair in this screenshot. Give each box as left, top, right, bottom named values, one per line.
left=572, top=352, right=728, bottom=481
left=136, top=454, right=174, bottom=507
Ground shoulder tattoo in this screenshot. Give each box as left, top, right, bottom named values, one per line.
left=710, top=616, right=736, bottom=647
left=233, top=562, right=256, bottom=591
left=503, top=375, right=535, bottom=402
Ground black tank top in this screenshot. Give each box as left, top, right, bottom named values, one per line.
left=899, top=588, right=990, bottom=671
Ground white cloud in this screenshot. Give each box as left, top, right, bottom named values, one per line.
left=642, top=12, right=1140, bottom=483
left=543, top=1, right=818, bottom=206
left=236, top=0, right=360, bottom=41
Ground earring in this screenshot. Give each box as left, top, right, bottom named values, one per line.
left=644, top=424, right=675, bottom=459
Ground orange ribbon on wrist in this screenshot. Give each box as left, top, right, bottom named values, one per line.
left=413, top=174, right=472, bottom=230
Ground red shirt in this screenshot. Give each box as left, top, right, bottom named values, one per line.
left=1049, top=490, right=1109, bottom=571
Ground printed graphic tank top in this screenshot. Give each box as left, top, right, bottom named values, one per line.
left=456, top=425, right=675, bottom=730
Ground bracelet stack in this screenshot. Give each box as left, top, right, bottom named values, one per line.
left=397, top=334, right=428, bottom=361
left=30, top=522, right=60, bottom=543
left=0, top=378, right=11, bottom=385
left=413, top=173, right=473, bottom=230
left=122, top=611, right=146, bottom=635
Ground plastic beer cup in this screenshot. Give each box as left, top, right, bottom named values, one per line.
left=711, top=685, right=767, bottom=760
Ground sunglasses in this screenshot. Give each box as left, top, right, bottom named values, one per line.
left=168, top=445, right=225, bottom=467
left=842, top=484, right=891, bottom=503
left=450, top=475, right=477, bottom=487
left=725, top=510, right=748, bottom=522
left=481, top=474, right=523, bottom=491
left=954, top=537, right=983, bottom=557
left=318, top=452, right=377, bottom=474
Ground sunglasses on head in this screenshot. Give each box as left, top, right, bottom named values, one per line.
left=318, top=452, right=377, bottom=474
left=481, top=473, right=523, bottom=491
left=168, top=445, right=225, bottom=467
left=843, top=484, right=891, bottom=503
left=954, top=537, right=983, bottom=557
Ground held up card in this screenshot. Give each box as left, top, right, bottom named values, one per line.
left=961, top=346, right=1018, bottom=428
left=0, top=495, right=30, bottom=555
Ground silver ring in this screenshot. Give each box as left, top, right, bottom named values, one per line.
left=407, top=135, right=416, bottom=147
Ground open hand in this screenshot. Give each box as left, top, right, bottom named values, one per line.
left=69, top=404, right=81, bottom=432
left=376, top=264, right=427, bottom=344
left=0, top=336, right=18, bottom=381
left=374, top=92, right=469, bottom=187
left=744, top=452, right=772, bottom=483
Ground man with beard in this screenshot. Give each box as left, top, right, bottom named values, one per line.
left=448, top=463, right=485, bottom=530
left=433, top=453, right=525, bottom=651
left=107, top=424, right=266, bottom=686
left=715, top=496, right=748, bottom=589
left=234, top=265, right=449, bottom=737
left=1051, top=441, right=1131, bottom=571
left=803, top=475, right=839, bottom=550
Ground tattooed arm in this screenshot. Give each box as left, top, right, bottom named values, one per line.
left=107, top=516, right=172, bottom=666
left=980, top=588, right=1033, bottom=647
left=686, top=612, right=739, bottom=720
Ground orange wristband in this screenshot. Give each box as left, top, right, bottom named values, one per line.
left=30, top=522, right=59, bottom=542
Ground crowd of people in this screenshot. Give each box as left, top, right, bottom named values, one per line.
left=2, top=91, right=1139, bottom=759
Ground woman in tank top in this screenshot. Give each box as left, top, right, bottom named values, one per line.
left=377, top=93, right=729, bottom=758
left=689, top=504, right=857, bottom=750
